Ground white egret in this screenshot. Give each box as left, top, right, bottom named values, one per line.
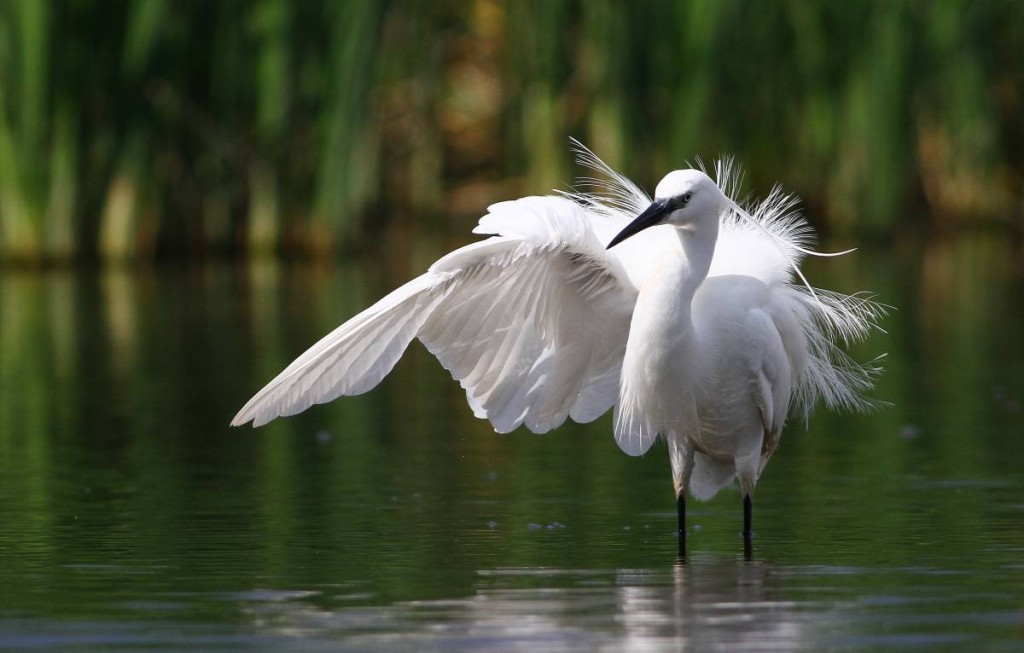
left=232, top=143, right=883, bottom=552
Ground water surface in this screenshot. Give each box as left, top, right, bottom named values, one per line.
left=1, top=235, right=1022, bottom=651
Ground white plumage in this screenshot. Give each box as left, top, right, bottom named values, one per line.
left=232, top=143, right=883, bottom=546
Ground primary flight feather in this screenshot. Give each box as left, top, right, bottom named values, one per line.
left=232, top=143, right=884, bottom=550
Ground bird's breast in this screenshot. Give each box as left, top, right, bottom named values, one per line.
left=619, top=255, right=700, bottom=427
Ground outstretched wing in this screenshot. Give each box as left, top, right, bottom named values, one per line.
left=231, top=196, right=638, bottom=431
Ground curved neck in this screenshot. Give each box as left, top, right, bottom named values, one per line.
left=674, top=220, right=718, bottom=298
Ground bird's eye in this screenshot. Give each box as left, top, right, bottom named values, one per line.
left=681, top=192, right=693, bottom=204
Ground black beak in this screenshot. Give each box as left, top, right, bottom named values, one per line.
left=606, top=198, right=675, bottom=249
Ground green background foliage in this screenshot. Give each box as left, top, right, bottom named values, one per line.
left=0, top=0, right=1021, bottom=263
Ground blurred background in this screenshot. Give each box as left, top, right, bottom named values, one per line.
left=0, top=0, right=1021, bottom=263
left=1, top=3, right=1024, bottom=648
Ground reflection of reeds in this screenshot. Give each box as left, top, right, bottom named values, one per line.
left=0, top=244, right=1020, bottom=599
left=0, top=1, right=1021, bottom=264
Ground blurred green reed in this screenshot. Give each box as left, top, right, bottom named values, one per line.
left=0, top=0, right=1020, bottom=264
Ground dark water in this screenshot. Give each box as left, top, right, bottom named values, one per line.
left=1, top=233, right=1023, bottom=651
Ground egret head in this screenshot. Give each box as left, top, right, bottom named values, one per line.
left=607, top=170, right=728, bottom=249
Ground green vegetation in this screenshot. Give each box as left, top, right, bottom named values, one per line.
left=0, top=0, right=1020, bottom=264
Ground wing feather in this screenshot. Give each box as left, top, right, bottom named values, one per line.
left=421, top=198, right=636, bottom=433
left=231, top=274, right=448, bottom=427
left=233, top=196, right=638, bottom=432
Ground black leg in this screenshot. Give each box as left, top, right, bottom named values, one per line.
left=743, top=494, right=753, bottom=560
left=677, top=493, right=687, bottom=559
left=743, top=494, right=752, bottom=536
left=677, top=493, right=686, bottom=538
